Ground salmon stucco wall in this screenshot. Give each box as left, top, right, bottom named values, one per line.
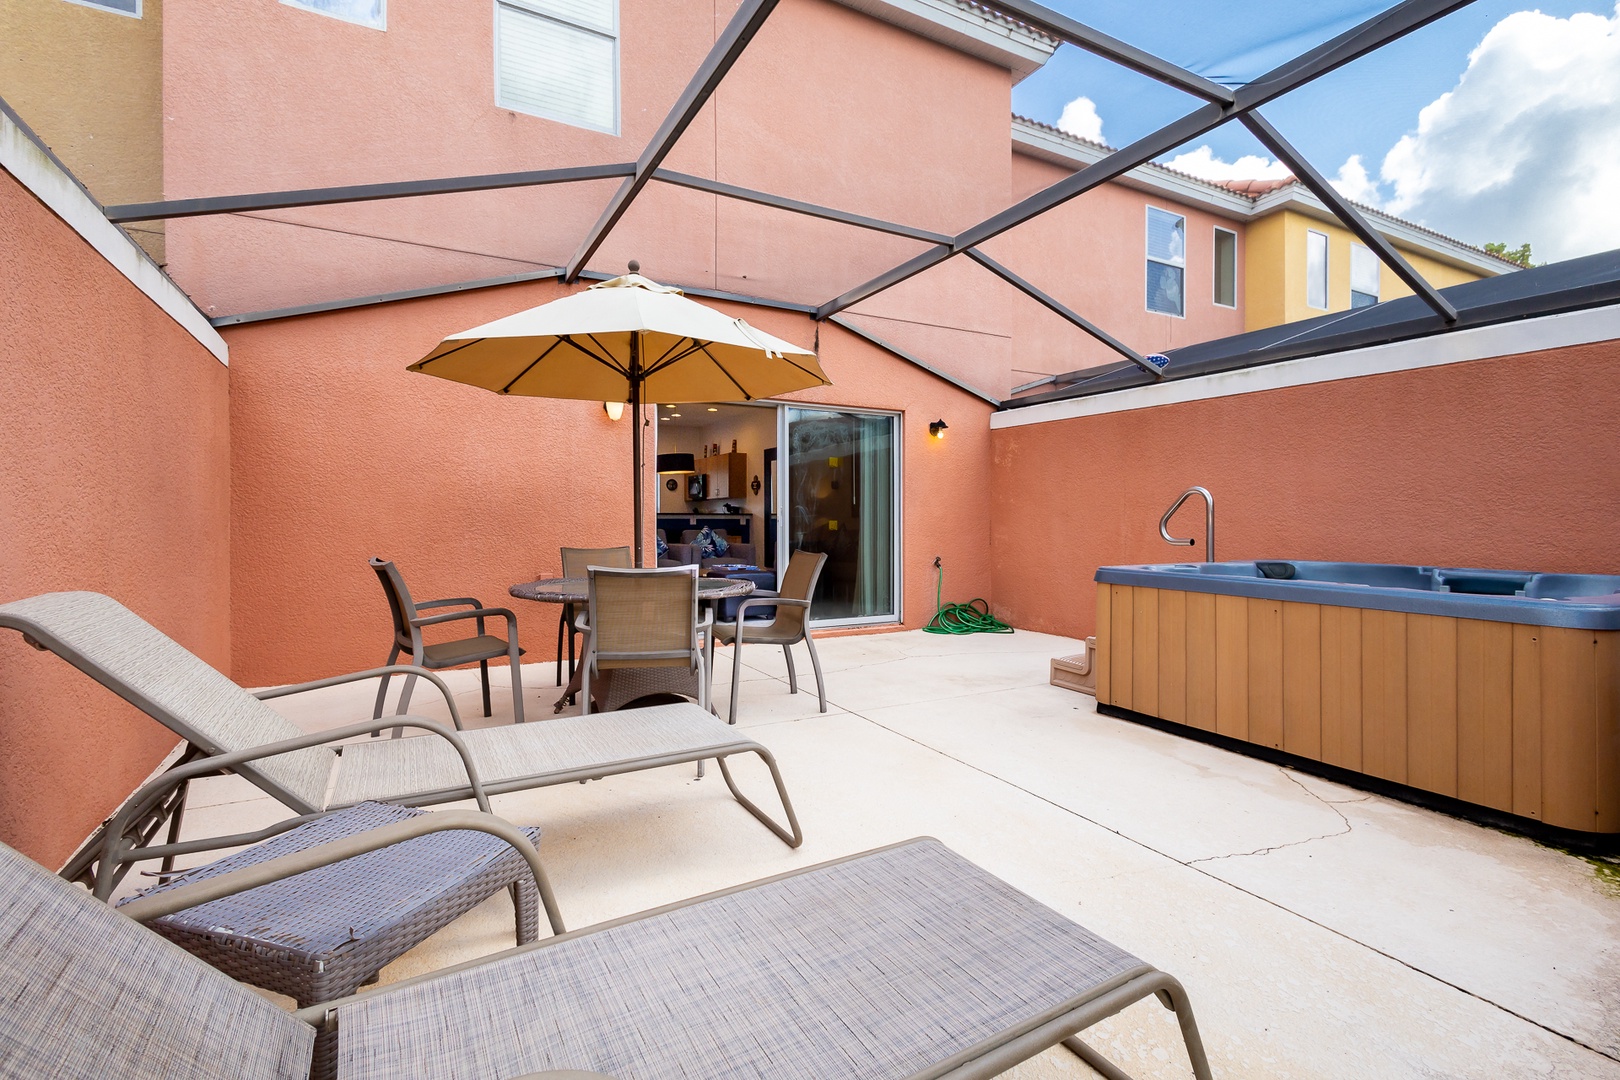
left=226, top=285, right=993, bottom=688
left=0, top=167, right=230, bottom=868
left=988, top=337, right=1620, bottom=639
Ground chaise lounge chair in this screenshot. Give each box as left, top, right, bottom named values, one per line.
left=0, top=591, right=801, bottom=895
left=0, top=816, right=1215, bottom=1080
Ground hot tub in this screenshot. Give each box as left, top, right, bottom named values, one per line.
left=1092, top=561, right=1620, bottom=841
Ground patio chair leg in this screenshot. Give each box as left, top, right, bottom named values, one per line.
left=729, top=635, right=745, bottom=726
left=157, top=780, right=189, bottom=878
left=803, top=631, right=827, bottom=714
left=508, top=639, right=526, bottom=725
left=555, top=604, right=568, bottom=687
left=716, top=748, right=804, bottom=848
left=391, top=669, right=420, bottom=738
left=371, top=645, right=402, bottom=721
left=1059, top=971, right=1215, bottom=1080
left=783, top=643, right=798, bottom=694
left=480, top=659, right=492, bottom=717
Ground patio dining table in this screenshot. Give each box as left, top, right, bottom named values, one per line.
left=510, top=575, right=754, bottom=712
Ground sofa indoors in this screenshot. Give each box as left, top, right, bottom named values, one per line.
left=657, top=529, right=757, bottom=569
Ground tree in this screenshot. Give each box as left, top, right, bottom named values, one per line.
left=1484, top=241, right=1535, bottom=268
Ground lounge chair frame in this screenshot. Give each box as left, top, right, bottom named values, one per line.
left=0, top=592, right=803, bottom=896
left=103, top=823, right=1214, bottom=1080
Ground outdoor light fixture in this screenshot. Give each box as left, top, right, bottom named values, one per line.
left=929, top=419, right=948, bottom=439
left=656, top=453, right=696, bottom=474
left=604, top=401, right=625, bottom=421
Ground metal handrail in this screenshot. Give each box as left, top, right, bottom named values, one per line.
left=1159, top=487, right=1214, bottom=562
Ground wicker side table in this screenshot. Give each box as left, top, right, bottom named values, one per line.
left=122, top=801, right=543, bottom=1080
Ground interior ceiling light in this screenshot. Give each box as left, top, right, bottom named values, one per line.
left=707, top=407, right=718, bottom=412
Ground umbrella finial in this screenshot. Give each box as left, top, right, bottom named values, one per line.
left=628, top=259, right=640, bottom=274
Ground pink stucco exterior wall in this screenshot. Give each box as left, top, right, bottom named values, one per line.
left=225, top=282, right=991, bottom=686
left=0, top=168, right=231, bottom=867
left=978, top=152, right=1249, bottom=387
left=988, top=339, right=1620, bottom=640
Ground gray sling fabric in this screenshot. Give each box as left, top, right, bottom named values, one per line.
left=336, top=838, right=1144, bottom=1079
left=0, top=592, right=335, bottom=811
left=332, top=704, right=748, bottom=805
left=0, top=841, right=314, bottom=1080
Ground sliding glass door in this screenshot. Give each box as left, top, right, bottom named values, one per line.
left=781, top=406, right=900, bottom=625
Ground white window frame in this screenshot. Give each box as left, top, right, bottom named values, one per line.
left=1350, top=242, right=1380, bottom=309
left=1145, top=206, right=1187, bottom=320
left=1212, top=226, right=1238, bottom=309
left=494, top=0, right=621, bottom=135
left=1306, top=229, right=1329, bottom=311
left=281, top=0, right=385, bottom=30
left=61, top=0, right=141, bottom=18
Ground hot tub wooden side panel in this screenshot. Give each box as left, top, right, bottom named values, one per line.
left=1096, top=584, right=1620, bottom=835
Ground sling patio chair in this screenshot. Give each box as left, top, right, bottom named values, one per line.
left=0, top=591, right=802, bottom=897
left=713, top=549, right=828, bottom=725
left=556, top=545, right=632, bottom=691
left=0, top=818, right=1216, bottom=1080
left=575, top=565, right=711, bottom=716
left=369, top=557, right=527, bottom=726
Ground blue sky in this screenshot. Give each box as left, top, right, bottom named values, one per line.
left=1010, top=1, right=1620, bottom=261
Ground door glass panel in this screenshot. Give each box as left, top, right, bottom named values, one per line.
left=785, top=408, right=897, bottom=623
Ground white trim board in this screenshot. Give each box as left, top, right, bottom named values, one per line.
left=990, top=303, right=1620, bottom=430
left=0, top=110, right=227, bottom=365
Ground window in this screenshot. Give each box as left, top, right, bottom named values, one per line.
left=1146, top=207, right=1186, bottom=317
left=497, top=0, right=619, bottom=134
left=282, top=0, right=384, bottom=28
left=1350, top=243, right=1380, bottom=309
left=1213, top=227, right=1237, bottom=308
left=62, top=0, right=140, bottom=16
left=1306, top=229, right=1329, bottom=310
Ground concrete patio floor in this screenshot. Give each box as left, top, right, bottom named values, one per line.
left=152, top=628, right=1620, bottom=1079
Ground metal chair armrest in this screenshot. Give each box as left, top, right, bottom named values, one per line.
left=96, top=716, right=492, bottom=899
left=414, top=596, right=482, bottom=611
left=730, top=596, right=809, bottom=624
left=253, top=664, right=465, bottom=730
left=411, top=606, right=517, bottom=631
left=118, top=808, right=565, bottom=936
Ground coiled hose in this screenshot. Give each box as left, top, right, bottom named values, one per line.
left=924, top=559, right=1012, bottom=635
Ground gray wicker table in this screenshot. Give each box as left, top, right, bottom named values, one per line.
left=121, top=802, right=543, bottom=1078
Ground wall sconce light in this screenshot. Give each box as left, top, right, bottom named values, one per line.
left=928, top=419, right=948, bottom=439
left=603, top=401, right=625, bottom=421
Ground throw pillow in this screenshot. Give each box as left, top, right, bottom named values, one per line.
left=693, top=526, right=730, bottom=559
left=656, top=534, right=669, bottom=558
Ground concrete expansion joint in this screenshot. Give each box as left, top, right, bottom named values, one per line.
left=1185, top=770, right=1354, bottom=865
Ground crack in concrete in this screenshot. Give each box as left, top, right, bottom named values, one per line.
left=1186, top=770, right=1354, bottom=865
left=850, top=711, right=1620, bottom=1067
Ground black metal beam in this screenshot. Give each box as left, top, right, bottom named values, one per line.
left=652, top=169, right=952, bottom=245
left=987, top=0, right=1233, bottom=104
left=962, top=248, right=1159, bottom=377
left=827, top=316, right=1000, bottom=406
left=565, top=0, right=781, bottom=281
left=104, top=163, right=637, bottom=223
left=1242, top=111, right=1457, bottom=322
left=817, top=0, right=1479, bottom=320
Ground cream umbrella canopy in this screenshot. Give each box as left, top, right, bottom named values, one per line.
left=409, top=267, right=829, bottom=565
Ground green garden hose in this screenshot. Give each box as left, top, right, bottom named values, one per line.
left=924, top=559, right=1013, bottom=635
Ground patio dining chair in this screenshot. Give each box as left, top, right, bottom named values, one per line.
left=369, top=557, right=527, bottom=726
left=0, top=820, right=1215, bottom=1080
left=714, top=549, right=828, bottom=725
left=556, top=546, right=632, bottom=690
left=576, top=565, right=711, bottom=716
left=0, top=590, right=803, bottom=899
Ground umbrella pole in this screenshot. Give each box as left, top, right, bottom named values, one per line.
left=630, top=333, right=644, bottom=568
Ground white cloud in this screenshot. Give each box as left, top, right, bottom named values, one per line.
left=1161, top=145, right=1291, bottom=183
left=1377, top=3, right=1620, bottom=263
left=1330, top=155, right=1382, bottom=207
left=1057, top=96, right=1104, bottom=143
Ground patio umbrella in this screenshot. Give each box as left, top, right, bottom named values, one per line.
left=409, top=266, right=829, bottom=565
